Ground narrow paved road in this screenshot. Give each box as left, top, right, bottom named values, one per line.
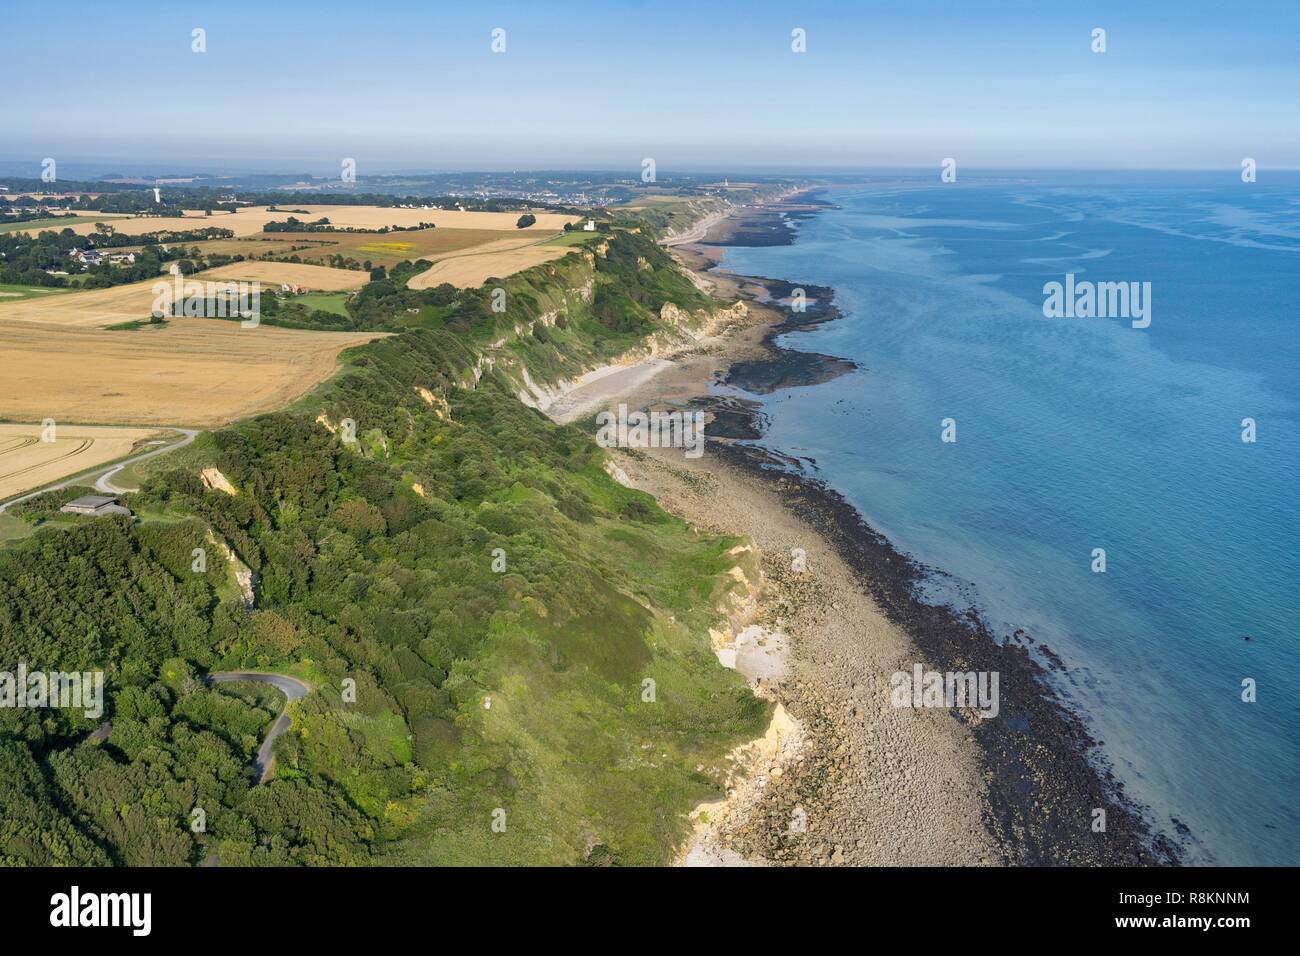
left=0, top=427, right=198, bottom=513
left=94, top=427, right=198, bottom=492
left=205, top=672, right=311, bottom=786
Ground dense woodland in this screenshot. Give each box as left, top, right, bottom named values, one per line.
left=0, top=220, right=765, bottom=865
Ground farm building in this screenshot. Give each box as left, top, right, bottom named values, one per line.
left=70, top=249, right=104, bottom=266
left=60, top=494, right=131, bottom=517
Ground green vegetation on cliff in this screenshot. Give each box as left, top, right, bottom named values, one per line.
left=0, top=224, right=767, bottom=865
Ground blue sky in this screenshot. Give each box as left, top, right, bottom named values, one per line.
left=3, top=0, right=1297, bottom=172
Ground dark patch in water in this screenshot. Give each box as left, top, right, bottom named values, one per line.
left=721, top=276, right=859, bottom=394
left=690, top=395, right=768, bottom=440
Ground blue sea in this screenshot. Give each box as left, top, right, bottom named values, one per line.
left=716, top=172, right=1299, bottom=866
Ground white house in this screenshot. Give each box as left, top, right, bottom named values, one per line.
left=70, top=249, right=103, bottom=267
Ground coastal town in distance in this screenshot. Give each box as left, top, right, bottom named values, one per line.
left=1, top=0, right=1291, bottom=939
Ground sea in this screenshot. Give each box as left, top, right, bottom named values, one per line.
left=714, top=170, right=1300, bottom=866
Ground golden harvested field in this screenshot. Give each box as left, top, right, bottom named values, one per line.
left=9, top=205, right=577, bottom=239
left=0, top=213, right=133, bottom=235
left=12, top=209, right=280, bottom=239
left=0, top=317, right=385, bottom=427
left=277, top=205, right=578, bottom=231
left=0, top=422, right=167, bottom=500
left=198, top=261, right=369, bottom=291
left=0, top=275, right=388, bottom=427
left=406, top=237, right=580, bottom=289
left=0, top=279, right=170, bottom=328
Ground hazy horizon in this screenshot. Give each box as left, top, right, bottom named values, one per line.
left=5, top=161, right=1300, bottom=184
left=6, top=0, right=1298, bottom=171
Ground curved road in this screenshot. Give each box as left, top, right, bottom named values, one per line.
left=94, top=427, right=198, bottom=493
left=80, top=670, right=311, bottom=788
left=0, top=427, right=199, bottom=514
left=205, top=672, right=312, bottom=786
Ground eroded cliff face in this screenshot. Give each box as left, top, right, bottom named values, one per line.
left=200, top=467, right=238, bottom=495
left=390, top=230, right=750, bottom=415
left=413, top=387, right=452, bottom=421
left=511, top=298, right=750, bottom=412
left=206, top=528, right=255, bottom=609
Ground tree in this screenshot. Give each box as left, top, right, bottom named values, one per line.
left=516, top=214, right=536, bottom=229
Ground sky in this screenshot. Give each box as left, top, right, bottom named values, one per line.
left=2, top=0, right=1297, bottom=174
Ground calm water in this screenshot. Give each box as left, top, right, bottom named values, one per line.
left=717, top=174, right=1300, bottom=865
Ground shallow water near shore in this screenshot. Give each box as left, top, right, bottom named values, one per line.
left=714, top=175, right=1300, bottom=866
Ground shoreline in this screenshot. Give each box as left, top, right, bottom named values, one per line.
left=553, top=190, right=1183, bottom=865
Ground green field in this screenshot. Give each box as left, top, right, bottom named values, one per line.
left=296, top=291, right=352, bottom=317
left=0, top=282, right=77, bottom=300
left=542, top=230, right=600, bottom=247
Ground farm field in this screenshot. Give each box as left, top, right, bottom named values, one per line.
left=0, top=283, right=77, bottom=301
left=0, top=278, right=167, bottom=327
left=0, top=261, right=365, bottom=327
left=9, top=209, right=278, bottom=238
left=0, top=316, right=386, bottom=427
left=406, top=236, right=581, bottom=289
left=542, top=230, right=600, bottom=247
left=296, top=292, right=350, bottom=316
left=247, top=227, right=527, bottom=268
left=0, top=214, right=131, bottom=234
left=181, top=227, right=532, bottom=270
left=7, top=204, right=577, bottom=239
left=0, top=273, right=389, bottom=427
left=111, top=236, right=309, bottom=259
left=0, top=422, right=168, bottom=500
left=199, top=260, right=369, bottom=291
left=270, top=205, right=578, bottom=231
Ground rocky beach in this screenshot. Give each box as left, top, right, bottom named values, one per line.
left=549, top=191, right=1183, bottom=866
